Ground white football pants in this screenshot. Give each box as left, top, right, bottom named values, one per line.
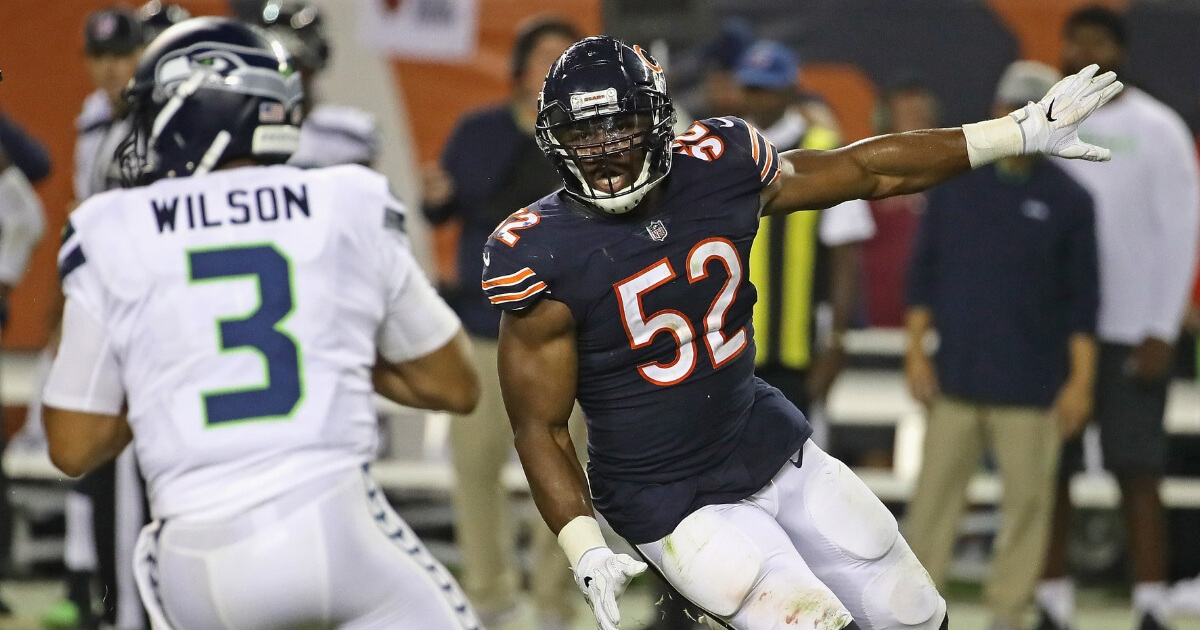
left=132, top=467, right=480, bottom=630
left=636, top=441, right=947, bottom=630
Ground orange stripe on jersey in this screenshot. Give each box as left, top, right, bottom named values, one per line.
left=767, top=166, right=782, bottom=186
left=481, top=267, right=535, bottom=289
left=760, top=141, right=775, bottom=182
left=488, top=281, right=548, bottom=304
left=748, top=125, right=761, bottom=162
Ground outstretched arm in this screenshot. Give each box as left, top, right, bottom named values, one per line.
left=763, top=65, right=1122, bottom=215
left=498, top=299, right=646, bottom=630
left=763, top=129, right=971, bottom=213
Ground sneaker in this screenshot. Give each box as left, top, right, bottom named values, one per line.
left=1035, top=607, right=1071, bottom=630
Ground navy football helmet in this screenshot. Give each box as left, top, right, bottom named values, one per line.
left=257, top=0, right=329, bottom=73
left=138, top=1, right=192, bottom=41
left=535, top=36, right=675, bottom=215
left=117, top=17, right=302, bottom=185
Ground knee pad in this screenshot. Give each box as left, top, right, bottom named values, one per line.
left=863, top=542, right=945, bottom=628
left=661, top=509, right=764, bottom=617
left=805, top=456, right=899, bottom=561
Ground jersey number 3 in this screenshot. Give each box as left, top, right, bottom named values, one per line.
left=615, top=238, right=747, bottom=386
left=189, top=244, right=303, bottom=425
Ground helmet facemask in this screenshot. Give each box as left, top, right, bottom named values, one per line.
left=537, top=88, right=674, bottom=215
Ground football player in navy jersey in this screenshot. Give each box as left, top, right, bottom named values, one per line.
left=483, top=36, right=1122, bottom=630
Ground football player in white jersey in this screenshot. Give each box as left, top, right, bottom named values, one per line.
left=40, top=18, right=481, bottom=630
left=252, top=0, right=381, bottom=169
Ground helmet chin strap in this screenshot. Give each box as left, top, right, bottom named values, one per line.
left=567, top=154, right=655, bottom=215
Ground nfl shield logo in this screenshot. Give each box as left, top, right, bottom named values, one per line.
left=646, top=220, right=668, bottom=242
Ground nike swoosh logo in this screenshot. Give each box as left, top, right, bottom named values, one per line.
left=1045, top=98, right=1058, bottom=122
left=716, top=117, right=735, bottom=128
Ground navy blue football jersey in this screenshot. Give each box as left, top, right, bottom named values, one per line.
left=482, top=117, right=812, bottom=543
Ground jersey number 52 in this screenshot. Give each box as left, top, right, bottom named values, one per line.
left=615, top=238, right=746, bottom=386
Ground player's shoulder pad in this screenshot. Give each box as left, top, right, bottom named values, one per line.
left=672, top=116, right=782, bottom=187
left=58, top=189, right=122, bottom=282
left=291, top=104, right=380, bottom=168
left=308, top=104, right=377, bottom=139
left=309, top=164, right=406, bottom=232
left=481, top=203, right=558, bottom=311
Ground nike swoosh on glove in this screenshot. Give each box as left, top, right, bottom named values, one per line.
left=1009, top=63, right=1124, bottom=161
left=573, top=547, right=648, bottom=630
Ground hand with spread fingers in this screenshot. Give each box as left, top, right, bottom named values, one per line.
left=573, top=547, right=648, bottom=630
left=1009, top=63, right=1124, bottom=161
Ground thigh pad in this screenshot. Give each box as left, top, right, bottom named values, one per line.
left=804, top=456, right=898, bottom=561
left=661, top=509, right=765, bottom=617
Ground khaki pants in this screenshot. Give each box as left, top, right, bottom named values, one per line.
left=904, top=396, right=1060, bottom=627
left=450, top=336, right=585, bottom=621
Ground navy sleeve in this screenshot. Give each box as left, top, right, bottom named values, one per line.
left=481, top=208, right=556, bottom=312
left=674, top=117, right=782, bottom=188
left=905, top=190, right=940, bottom=309
left=0, top=112, right=51, bottom=183
left=1064, top=185, right=1099, bottom=335
left=58, top=219, right=87, bottom=282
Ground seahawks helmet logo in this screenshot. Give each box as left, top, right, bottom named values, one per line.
left=152, top=42, right=299, bottom=106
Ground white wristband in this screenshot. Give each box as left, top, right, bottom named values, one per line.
left=558, top=515, right=607, bottom=570
left=961, top=116, right=1024, bottom=168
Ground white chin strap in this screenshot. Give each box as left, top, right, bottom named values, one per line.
left=567, top=155, right=655, bottom=215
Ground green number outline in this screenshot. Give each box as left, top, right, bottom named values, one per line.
left=186, top=242, right=306, bottom=427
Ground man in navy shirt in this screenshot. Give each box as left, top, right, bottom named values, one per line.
left=902, top=61, right=1099, bottom=630
left=485, top=36, right=1119, bottom=630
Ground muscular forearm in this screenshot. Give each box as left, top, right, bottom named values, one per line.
left=766, top=130, right=971, bottom=214
left=373, top=332, right=479, bottom=414
left=514, top=425, right=593, bottom=534
left=847, top=129, right=971, bottom=200
left=44, top=407, right=132, bottom=478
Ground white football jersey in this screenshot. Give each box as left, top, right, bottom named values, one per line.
left=49, top=164, right=459, bottom=522
left=289, top=104, right=380, bottom=168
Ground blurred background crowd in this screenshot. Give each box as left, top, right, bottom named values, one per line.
left=0, top=1, right=1199, bottom=629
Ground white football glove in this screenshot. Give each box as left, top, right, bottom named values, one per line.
left=1010, top=63, right=1124, bottom=161
left=573, top=547, right=648, bottom=630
